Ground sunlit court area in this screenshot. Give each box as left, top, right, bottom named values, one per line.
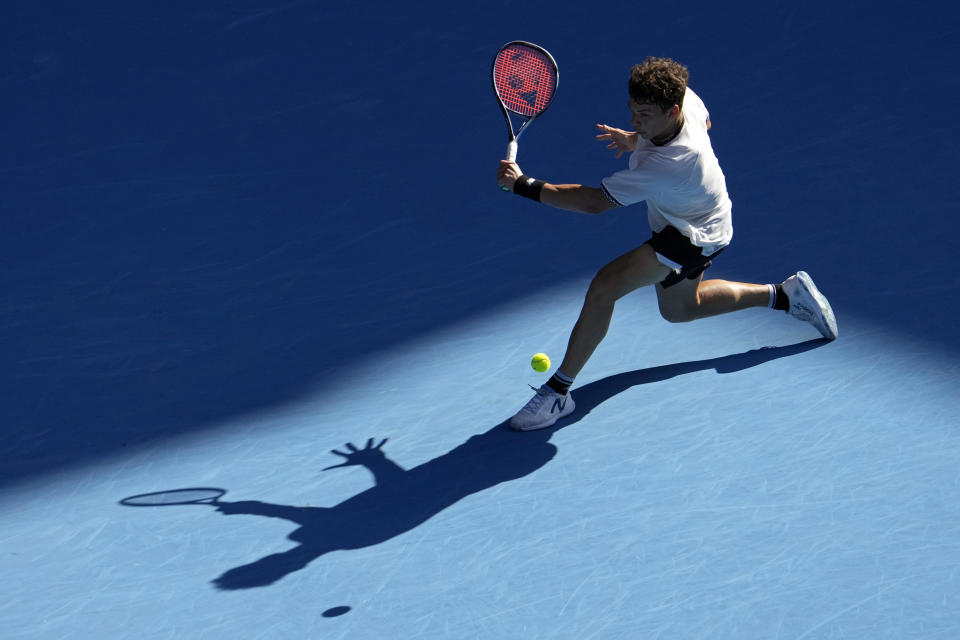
left=2, top=3, right=959, bottom=638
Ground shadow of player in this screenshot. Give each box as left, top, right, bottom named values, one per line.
left=209, top=339, right=826, bottom=589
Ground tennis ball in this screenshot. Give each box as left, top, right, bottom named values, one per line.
left=531, top=353, right=551, bottom=372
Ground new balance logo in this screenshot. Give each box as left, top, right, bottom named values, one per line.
left=551, top=396, right=567, bottom=413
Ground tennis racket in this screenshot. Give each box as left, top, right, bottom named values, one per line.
left=120, top=487, right=227, bottom=507
left=492, top=41, right=558, bottom=191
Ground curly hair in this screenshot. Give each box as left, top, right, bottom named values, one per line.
left=628, top=57, right=689, bottom=111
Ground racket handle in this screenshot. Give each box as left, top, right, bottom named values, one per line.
left=501, top=140, right=518, bottom=192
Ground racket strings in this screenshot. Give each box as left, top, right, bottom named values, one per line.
left=494, top=45, right=556, bottom=116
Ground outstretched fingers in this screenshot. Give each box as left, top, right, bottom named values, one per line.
left=324, top=437, right=389, bottom=470
left=595, top=124, right=632, bottom=159
left=595, top=123, right=614, bottom=140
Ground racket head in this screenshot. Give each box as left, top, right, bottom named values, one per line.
left=492, top=41, right=559, bottom=119
left=120, top=487, right=226, bottom=506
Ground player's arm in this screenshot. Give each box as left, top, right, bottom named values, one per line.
left=540, top=183, right=617, bottom=214
left=497, top=161, right=617, bottom=215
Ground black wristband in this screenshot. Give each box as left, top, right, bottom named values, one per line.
left=513, top=175, right=546, bottom=201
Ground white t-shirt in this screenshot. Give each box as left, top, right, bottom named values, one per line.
left=600, top=87, right=732, bottom=255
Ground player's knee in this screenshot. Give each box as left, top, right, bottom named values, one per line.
left=585, top=269, right=620, bottom=306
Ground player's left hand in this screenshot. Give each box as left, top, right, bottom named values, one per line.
left=497, top=160, right=523, bottom=191
left=596, top=124, right=638, bottom=158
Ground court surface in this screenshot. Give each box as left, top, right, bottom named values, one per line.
left=2, top=2, right=959, bottom=639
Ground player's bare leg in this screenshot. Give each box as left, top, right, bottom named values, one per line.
left=510, top=247, right=838, bottom=431
left=656, top=276, right=770, bottom=323
left=657, top=272, right=838, bottom=339
left=558, top=243, right=671, bottom=379
left=509, top=243, right=669, bottom=431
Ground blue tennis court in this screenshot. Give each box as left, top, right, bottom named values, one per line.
left=3, top=2, right=959, bottom=638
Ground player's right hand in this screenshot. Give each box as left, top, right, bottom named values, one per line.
left=497, top=160, right=522, bottom=191
left=595, top=124, right=638, bottom=158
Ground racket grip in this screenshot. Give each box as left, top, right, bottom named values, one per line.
left=501, top=140, right=518, bottom=191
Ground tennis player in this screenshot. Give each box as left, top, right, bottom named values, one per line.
left=497, top=57, right=837, bottom=431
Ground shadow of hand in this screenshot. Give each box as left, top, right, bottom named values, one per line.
left=323, top=437, right=389, bottom=470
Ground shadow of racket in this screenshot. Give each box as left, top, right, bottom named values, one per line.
left=120, top=488, right=227, bottom=507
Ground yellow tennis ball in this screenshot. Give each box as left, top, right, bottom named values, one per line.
left=531, top=353, right=551, bottom=372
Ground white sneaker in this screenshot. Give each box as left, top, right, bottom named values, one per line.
left=509, top=385, right=575, bottom=431
left=781, top=271, right=838, bottom=340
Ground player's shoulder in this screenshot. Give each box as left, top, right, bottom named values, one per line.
left=636, top=146, right=692, bottom=177
left=683, top=86, right=708, bottom=111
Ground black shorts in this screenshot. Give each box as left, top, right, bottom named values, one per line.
left=645, top=225, right=725, bottom=289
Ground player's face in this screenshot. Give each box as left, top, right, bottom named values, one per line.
left=629, top=100, right=678, bottom=140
